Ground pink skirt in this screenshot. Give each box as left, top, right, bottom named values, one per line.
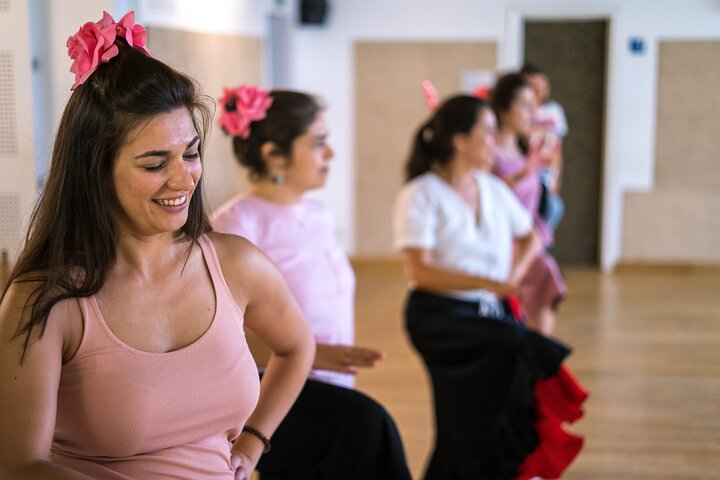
left=521, top=252, right=566, bottom=320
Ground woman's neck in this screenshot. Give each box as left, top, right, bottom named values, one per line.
left=113, top=232, right=189, bottom=281
left=250, top=181, right=304, bottom=205
left=496, top=127, right=519, bottom=150
left=433, top=157, right=474, bottom=188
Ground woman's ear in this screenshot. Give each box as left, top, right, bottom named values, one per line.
left=452, top=132, right=467, bottom=155
left=260, top=141, right=287, bottom=171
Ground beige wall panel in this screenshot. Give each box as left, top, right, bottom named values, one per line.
left=147, top=28, right=263, bottom=212
left=622, top=41, right=720, bottom=264
left=355, top=42, right=496, bottom=256
left=655, top=41, right=720, bottom=188
left=655, top=110, right=720, bottom=188
left=623, top=190, right=720, bottom=262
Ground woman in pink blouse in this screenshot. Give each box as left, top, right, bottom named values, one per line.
left=491, top=72, right=567, bottom=336
left=213, top=87, right=411, bottom=479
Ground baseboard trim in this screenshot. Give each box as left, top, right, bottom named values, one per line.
left=614, top=261, right=720, bottom=274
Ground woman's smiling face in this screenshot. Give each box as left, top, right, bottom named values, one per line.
left=112, top=107, right=202, bottom=237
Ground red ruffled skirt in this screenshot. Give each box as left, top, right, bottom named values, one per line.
left=509, top=296, right=587, bottom=479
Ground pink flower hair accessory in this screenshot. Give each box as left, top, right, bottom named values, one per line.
left=218, top=85, right=274, bottom=139
left=422, top=80, right=439, bottom=111
left=66, top=11, right=152, bottom=90
left=116, top=11, right=151, bottom=56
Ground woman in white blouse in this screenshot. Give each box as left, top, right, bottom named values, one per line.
left=393, top=94, right=586, bottom=479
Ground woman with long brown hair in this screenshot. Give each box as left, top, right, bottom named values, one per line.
left=0, top=12, right=313, bottom=480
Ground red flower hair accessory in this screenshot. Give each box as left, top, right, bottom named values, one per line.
left=422, top=80, right=439, bottom=111
left=218, top=85, right=274, bottom=139
left=66, top=11, right=151, bottom=90
left=473, top=85, right=491, bottom=100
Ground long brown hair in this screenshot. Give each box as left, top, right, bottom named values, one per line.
left=489, top=72, right=531, bottom=155
left=2, top=42, right=214, bottom=359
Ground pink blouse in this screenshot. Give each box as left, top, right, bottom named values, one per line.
left=213, top=194, right=356, bottom=388
left=493, top=147, right=554, bottom=247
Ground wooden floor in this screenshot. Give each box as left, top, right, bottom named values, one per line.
left=352, top=261, right=720, bottom=479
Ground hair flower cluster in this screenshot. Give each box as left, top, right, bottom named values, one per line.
left=218, top=85, right=274, bottom=139
left=422, top=80, right=439, bottom=111
left=473, top=85, right=490, bottom=101
left=116, top=12, right=151, bottom=56
left=66, top=11, right=151, bottom=90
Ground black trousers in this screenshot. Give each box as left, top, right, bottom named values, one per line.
left=405, top=290, right=570, bottom=480
left=256, top=378, right=412, bottom=480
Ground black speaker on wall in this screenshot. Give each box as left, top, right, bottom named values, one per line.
left=300, top=0, right=329, bottom=25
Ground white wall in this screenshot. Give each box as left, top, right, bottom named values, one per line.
left=288, top=0, right=505, bottom=253
left=28, top=0, right=114, bottom=181
left=0, top=0, right=36, bottom=258
left=138, top=0, right=268, bottom=36
left=28, top=0, right=720, bottom=270
left=284, top=0, right=720, bottom=270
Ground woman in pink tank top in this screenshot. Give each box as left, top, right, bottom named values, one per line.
left=0, top=11, right=314, bottom=480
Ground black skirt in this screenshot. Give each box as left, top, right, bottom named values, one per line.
left=405, top=289, right=586, bottom=480
left=256, top=377, right=412, bottom=480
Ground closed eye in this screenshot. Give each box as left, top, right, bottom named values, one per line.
left=183, top=152, right=200, bottom=160
left=144, top=162, right=165, bottom=172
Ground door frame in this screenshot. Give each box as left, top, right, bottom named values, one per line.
left=500, top=3, right=618, bottom=271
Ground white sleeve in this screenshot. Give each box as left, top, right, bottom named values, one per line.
left=392, top=183, right=437, bottom=251
left=494, top=179, right=533, bottom=237
left=553, top=102, right=569, bottom=138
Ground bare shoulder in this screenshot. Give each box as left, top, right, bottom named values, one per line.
left=205, top=232, right=283, bottom=302
left=206, top=231, right=270, bottom=269
left=207, top=230, right=257, bottom=254
left=0, top=280, right=82, bottom=362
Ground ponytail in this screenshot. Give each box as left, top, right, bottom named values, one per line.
left=405, top=118, right=436, bottom=181
left=403, top=95, right=486, bottom=183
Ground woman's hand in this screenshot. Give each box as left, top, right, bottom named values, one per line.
left=487, top=279, right=523, bottom=299
left=230, top=449, right=256, bottom=480
left=314, top=344, right=385, bottom=374
left=230, top=432, right=264, bottom=480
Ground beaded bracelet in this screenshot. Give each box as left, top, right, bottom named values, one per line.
left=242, top=425, right=272, bottom=453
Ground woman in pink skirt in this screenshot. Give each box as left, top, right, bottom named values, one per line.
left=490, top=73, right=566, bottom=335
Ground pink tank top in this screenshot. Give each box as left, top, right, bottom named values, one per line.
left=51, top=235, right=260, bottom=479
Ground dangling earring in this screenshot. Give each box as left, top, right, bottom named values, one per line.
left=271, top=172, right=285, bottom=185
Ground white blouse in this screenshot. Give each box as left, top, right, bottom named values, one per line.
left=393, top=171, right=532, bottom=302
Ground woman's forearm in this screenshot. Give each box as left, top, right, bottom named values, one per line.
left=509, top=231, right=542, bottom=284
left=406, top=260, right=514, bottom=296
left=234, top=331, right=314, bottom=460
